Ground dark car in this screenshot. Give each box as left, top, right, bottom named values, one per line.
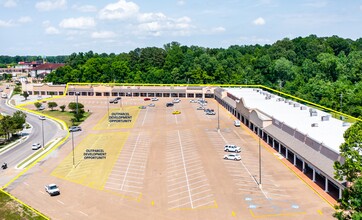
left=166, top=103, right=174, bottom=107
left=144, top=98, right=151, bottom=101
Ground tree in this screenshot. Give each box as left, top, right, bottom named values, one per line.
left=22, top=91, right=29, bottom=100
left=12, top=111, right=26, bottom=132
left=334, top=177, right=362, bottom=220
left=48, top=102, right=58, bottom=111
left=60, top=105, right=66, bottom=112
left=34, top=102, right=42, bottom=110
left=334, top=121, right=362, bottom=183
left=68, top=102, right=84, bottom=112
left=334, top=121, right=362, bottom=219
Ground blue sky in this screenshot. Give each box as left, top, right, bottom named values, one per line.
left=0, top=0, right=361, bottom=56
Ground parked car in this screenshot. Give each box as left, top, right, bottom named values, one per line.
left=224, top=144, right=241, bottom=153
left=166, top=103, right=174, bottom=107
left=206, top=111, right=216, bottom=115
left=197, top=106, right=205, bottom=110
left=69, top=126, right=82, bottom=132
left=45, top=184, right=60, bottom=196
left=32, top=143, right=42, bottom=150
left=189, top=99, right=197, bottom=103
left=234, top=120, right=241, bottom=127
left=39, top=115, right=46, bottom=120
left=1, top=93, right=7, bottom=99
left=224, top=153, right=241, bottom=161
left=151, top=97, right=158, bottom=101
left=115, top=97, right=121, bottom=100
left=172, top=110, right=181, bottom=115
left=148, top=103, right=155, bottom=107
left=139, top=105, right=146, bottom=109
left=38, top=105, right=45, bottom=110
left=144, top=98, right=151, bottom=101
left=172, top=98, right=180, bottom=103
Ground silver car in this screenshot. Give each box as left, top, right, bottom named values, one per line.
left=223, top=153, right=241, bottom=161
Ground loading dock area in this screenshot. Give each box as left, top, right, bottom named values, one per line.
left=8, top=95, right=335, bottom=219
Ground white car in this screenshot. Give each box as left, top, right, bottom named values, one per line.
left=148, top=103, right=155, bottom=107
left=32, top=143, right=42, bottom=150
left=151, top=97, right=158, bottom=101
left=45, top=184, right=60, bottom=196
left=172, top=98, right=180, bottom=103
left=234, top=120, right=241, bottom=127
left=39, top=115, right=46, bottom=120
left=224, top=153, right=241, bottom=161
left=189, top=99, right=197, bottom=103
left=224, top=144, right=241, bottom=153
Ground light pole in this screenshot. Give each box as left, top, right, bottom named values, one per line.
left=41, top=118, right=45, bottom=150
left=217, top=100, right=220, bottom=131
left=259, top=128, right=262, bottom=189
left=75, top=92, right=80, bottom=115
left=107, top=96, right=110, bottom=118
left=71, top=130, right=75, bottom=167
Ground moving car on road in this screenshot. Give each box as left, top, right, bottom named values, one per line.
left=45, top=184, right=60, bottom=196
left=32, top=143, right=42, bottom=150
left=223, top=153, right=241, bottom=161
left=39, top=115, right=46, bottom=120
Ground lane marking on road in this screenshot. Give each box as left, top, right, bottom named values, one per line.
left=178, top=130, right=193, bottom=209
left=57, top=200, right=65, bottom=205
left=79, top=211, right=88, bottom=216
left=120, top=133, right=141, bottom=191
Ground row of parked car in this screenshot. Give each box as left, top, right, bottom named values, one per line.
left=223, top=144, right=242, bottom=161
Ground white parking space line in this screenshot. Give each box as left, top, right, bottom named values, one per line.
left=39, top=191, right=46, bottom=195
left=57, top=200, right=65, bottom=205
left=79, top=211, right=88, bottom=216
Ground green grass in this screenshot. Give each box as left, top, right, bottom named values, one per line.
left=42, top=110, right=91, bottom=128
left=0, top=190, right=47, bottom=220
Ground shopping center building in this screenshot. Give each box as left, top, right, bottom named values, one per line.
left=23, top=83, right=350, bottom=200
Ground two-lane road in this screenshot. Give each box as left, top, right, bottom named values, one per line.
left=0, top=98, right=65, bottom=186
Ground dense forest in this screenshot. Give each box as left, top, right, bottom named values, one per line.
left=17, top=35, right=362, bottom=118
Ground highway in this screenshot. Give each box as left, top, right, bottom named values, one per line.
left=0, top=98, right=65, bottom=187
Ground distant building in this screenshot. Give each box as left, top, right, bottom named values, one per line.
left=30, top=63, right=64, bottom=78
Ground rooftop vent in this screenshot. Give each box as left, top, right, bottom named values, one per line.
left=276, top=98, right=285, bottom=102
left=321, top=115, right=330, bottom=121
left=342, top=122, right=350, bottom=127
left=311, top=123, right=318, bottom=127
left=309, top=108, right=318, bottom=116
left=300, top=106, right=307, bottom=110
left=265, top=95, right=271, bottom=100
left=293, top=103, right=300, bottom=107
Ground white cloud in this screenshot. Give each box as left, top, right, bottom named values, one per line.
left=177, top=0, right=185, bottom=6
left=35, top=0, right=67, bottom=11
left=18, top=16, right=32, bottom=23
left=136, top=15, right=193, bottom=36
left=99, top=0, right=139, bottom=20
left=3, top=0, right=17, bottom=7
left=0, top=19, right=13, bottom=27
left=59, top=17, right=95, bottom=29
left=91, top=31, right=116, bottom=39
left=72, top=4, right=97, bottom=12
left=253, top=17, right=266, bottom=25
left=45, top=26, right=60, bottom=34
left=303, top=1, right=327, bottom=8
left=211, top=26, right=226, bottom=33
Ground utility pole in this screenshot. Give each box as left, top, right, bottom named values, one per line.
left=217, top=102, right=220, bottom=131
left=259, top=128, right=262, bottom=189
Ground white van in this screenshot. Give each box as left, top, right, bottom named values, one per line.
left=234, top=120, right=241, bottom=127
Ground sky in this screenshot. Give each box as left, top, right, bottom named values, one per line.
left=0, top=0, right=361, bottom=56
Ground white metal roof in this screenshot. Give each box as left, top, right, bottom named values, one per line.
left=226, top=88, right=350, bottom=153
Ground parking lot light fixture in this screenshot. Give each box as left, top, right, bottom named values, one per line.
left=217, top=102, right=220, bottom=131
left=72, top=131, right=75, bottom=168
left=259, top=128, right=262, bottom=189
left=40, top=117, right=45, bottom=150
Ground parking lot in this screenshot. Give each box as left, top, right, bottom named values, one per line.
left=8, top=96, right=335, bottom=219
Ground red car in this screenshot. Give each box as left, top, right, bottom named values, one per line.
left=144, top=98, right=150, bottom=101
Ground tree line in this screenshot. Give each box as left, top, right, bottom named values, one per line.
left=44, top=35, right=362, bottom=118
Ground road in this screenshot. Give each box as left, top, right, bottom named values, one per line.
left=0, top=98, right=64, bottom=187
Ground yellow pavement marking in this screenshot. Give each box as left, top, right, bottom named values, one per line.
left=318, top=209, right=323, bottom=215
left=51, top=132, right=128, bottom=190
left=93, top=106, right=140, bottom=130
left=231, top=211, right=236, bottom=217
left=151, top=201, right=154, bottom=206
